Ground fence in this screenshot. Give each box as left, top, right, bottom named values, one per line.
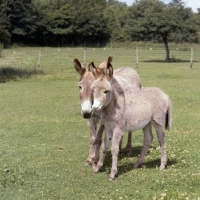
left=0, top=46, right=199, bottom=75
left=0, top=43, right=3, bottom=58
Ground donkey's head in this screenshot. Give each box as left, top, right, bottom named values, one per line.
left=74, top=57, right=113, bottom=118
left=91, top=62, right=113, bottom=113
left=74, top=58, right=95, bottom=118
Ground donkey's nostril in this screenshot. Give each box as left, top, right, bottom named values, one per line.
left=82, top=111, right=91, bottom=119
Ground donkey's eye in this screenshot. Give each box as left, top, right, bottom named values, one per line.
left=104, top=90, right=108, bottom=94
left=79, top=86, right=82, bottom=90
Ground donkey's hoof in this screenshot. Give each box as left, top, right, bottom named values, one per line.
left=109, top=175, right=115, bottom=181
left=159, top=165, right=165, bottom=170
left=133, top=163, right=139, bottom=169
left=125, top=147, right=132, bottom=156
left=126, top=150, right=132, bottom=156
left=85, top=160, right=92, bottom=166
left=93, top=166, right=100, bottom=173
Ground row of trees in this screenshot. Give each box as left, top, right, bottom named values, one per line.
left=0, top=0, right=200, bottom=59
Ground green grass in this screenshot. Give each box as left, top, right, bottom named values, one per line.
left=0, top=47, right=200, bottom=199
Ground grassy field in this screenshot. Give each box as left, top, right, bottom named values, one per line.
left=0, top=47, right=200, bottom=199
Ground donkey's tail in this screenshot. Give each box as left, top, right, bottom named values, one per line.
left=165, top=100, right=172, bottom=131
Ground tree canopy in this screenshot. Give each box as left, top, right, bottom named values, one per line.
left=0, top=0, right=200, bottom=50
left=127, top=0, right=198, bottom=60
left=0, top=0, right=11, bottom=45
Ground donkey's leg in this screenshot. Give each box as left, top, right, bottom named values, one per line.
left=119, top=135, right=123, bottom=150
left=85, top=118, right=97, bottom=165
left=94, top=125, right=105, bottom=164
left=109, top=130, right=123, bottom=181
left=133, top=123, right=153, bottom=168
left=125, top=131, right=132, bottom=156
left=154, top=123, right=167, bottom=170
left=93, top=130, right=111, bottom=173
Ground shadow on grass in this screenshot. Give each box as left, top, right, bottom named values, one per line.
left=99, top=146, right=177, bottom=177
left=0, top=66, right=44, bottom=83
left=143, top=59, right=197, bottom=63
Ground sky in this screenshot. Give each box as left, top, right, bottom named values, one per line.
left=118, top=0, right=200, bottom=13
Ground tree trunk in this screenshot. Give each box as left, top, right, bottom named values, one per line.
left=162, top=34, right=170, bottom=61
left=190, top=47, right=193, bottom=69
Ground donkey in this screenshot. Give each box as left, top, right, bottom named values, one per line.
left=91, top=63, right=172, bottom=180
left=74, top=57, right=142, bottom=165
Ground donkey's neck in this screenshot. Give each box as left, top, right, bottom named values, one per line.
left=103, top=77, right=125, bottom=117
left=111, top=77, right=125, bottom=98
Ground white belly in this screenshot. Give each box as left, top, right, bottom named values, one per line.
left=127, top=119, right=150, bottom=132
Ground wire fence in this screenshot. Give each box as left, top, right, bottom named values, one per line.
left=0, top=46, right=199, bottom=75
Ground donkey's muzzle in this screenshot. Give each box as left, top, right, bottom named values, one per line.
left=81, top=101, right=92, bottom=118
left=92, top=100, right=102, bottom=112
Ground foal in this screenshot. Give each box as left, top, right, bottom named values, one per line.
left=91, top=63, right=172, bottom=180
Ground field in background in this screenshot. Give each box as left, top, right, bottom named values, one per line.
left=0, top=47, right=200, bottom=199
left=0, top=43, right=200, bottom=76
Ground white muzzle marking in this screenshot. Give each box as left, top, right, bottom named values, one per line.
left=92, top=100, right=102, bottom=111
left=81, top=100, right=92, bottom=114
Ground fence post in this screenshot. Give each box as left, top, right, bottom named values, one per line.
left=136, top=47, right=139, bottom=68
left=37, top=50, right=42, bottom=68
left=84, top=48, right=87, bottom=65
left=190, top=47, right=193, bottom=69
left=0, top=43, right=3, bottom=58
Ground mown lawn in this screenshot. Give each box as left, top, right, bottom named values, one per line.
left=0, top=47, right=200, bottom=199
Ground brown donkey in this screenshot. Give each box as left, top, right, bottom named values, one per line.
left=91, top=63, right=172, bottom=180
left=74, top=57, right=142, bottom=165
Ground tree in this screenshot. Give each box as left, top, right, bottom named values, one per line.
left=73, top=0, right=109, bottom=45
left=5, top=0, right=41, bottom=44
left=0, top=0, right=11, bottom=45
left=194, top=9, right=200, bottom=43
left=170, top=6, right=199, bottom=43
left=47, top=4, right=75, bottom=46
left=104, top=7, right=121, bottom=43
left=33, top=0, right=109, bottom=46
left=127, top=0, right=198, bottom=60
left=106, top=1, right=130, bottom=42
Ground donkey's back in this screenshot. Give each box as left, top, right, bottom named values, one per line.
left=122, top=86, right=172, bottom=132
left=114, top=67, right=141, bottom=92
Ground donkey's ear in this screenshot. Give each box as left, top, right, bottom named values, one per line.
left=74, top=58, right=86, bottom=76
left=98, top=56, right=113, bottom=70
left=107, top=56, right=113, bottom=63
left=90, top=62, right=101, bottom=78
left=106, top=63, right=113, bottom=80
left=88, top=62, right=93, bottom=72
